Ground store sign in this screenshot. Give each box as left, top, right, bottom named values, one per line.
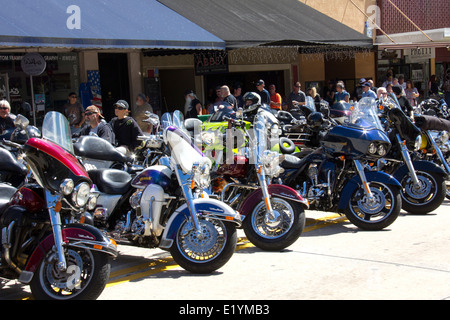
left=194, top=51, right=228, bottom=75
left=21, top=52, right=46, bottom=76
left=405, top=47, right=435, bottom=63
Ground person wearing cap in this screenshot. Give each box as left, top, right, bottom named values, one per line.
left=352, top=78, right=366, bottom=101
left=361, top=82, right=377, bottom=100
left=73, top=105, right=115, bottom=144
left=392, top=84, right=414, bottom=122
left=255, top=79, right=270, bottom=106
left=109, top=100, right=143, bottom=154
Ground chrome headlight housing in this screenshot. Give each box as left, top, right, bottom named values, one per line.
left=192, top=160, right=211, bottom=189
left=72, top=182, right=91, bottom=207
left=414, top=135, right=422, bottom=151
left=60, top=179, right=74, bottom=195
left=201, top=130, right=216, bottom=146
left=260, top=150, right=284, bottom=177
left=377, top=144, right=387, bottom=157
left=367, top=142, right=377, bottom=155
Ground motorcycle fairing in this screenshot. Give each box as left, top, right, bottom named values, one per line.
left=23, top=223, right=118, bottom=283
left=165, top=126, right=207, bottom=174
left=159, top=198, right=241, bottom=249
left=238, top=184, right=309, bottom=218
left=337, top=171, right=401, bottom=211
left=26, top=138, right=88, bottom=178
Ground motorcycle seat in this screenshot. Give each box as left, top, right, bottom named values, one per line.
left=0, top=147, right=28, bottom=175
left=280, top=154, right=307, bottom=169
left=88, top=168, right=132, bottom=194
left=74, top=135, right=128, bottom=163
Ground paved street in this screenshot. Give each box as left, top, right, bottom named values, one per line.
left=2, top=202, right=450, bottom=301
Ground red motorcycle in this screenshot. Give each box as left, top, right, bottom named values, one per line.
left=0, top=112, right=117, bottom=300
left=210, top=107, right=308, bottom=251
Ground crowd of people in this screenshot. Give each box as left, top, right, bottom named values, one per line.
left=1, top=72, right=447, bottom=154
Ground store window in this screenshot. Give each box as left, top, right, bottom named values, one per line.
left=0, top=52, right=79, bottom=125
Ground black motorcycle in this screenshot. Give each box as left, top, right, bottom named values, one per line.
left=278, top=98, right=402, bottom=230
left=377, top=96, right=447, bottom=214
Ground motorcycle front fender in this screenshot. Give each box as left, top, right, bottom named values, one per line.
left=338, top=171, right=401, bottom=212
left=159, top=198, right=241, bottom=249
left=393, top=160, right=448, bottom=180
left=238, top=184, right=309, bottom=218
left=24, top=223, right=118, bottom=281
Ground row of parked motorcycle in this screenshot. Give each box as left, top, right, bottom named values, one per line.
left=1, top=91, right=449, bottom=300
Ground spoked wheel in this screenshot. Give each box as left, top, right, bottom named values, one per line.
left=170, top=218, right=237, bottom=274
left=344, top=182, right=401, bottom=230
left=399, top=170, right=446, bottom=214
left=30, top=247, right=111, bottom=300
left=243, top=197, right=305, bottom=251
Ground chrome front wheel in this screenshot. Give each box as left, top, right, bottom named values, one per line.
left=170, top=218, right=237, bottom=274
left=243, top=197, right=305, bottom=251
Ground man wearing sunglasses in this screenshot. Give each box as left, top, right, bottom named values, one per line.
left=109, top=100, right=143, bottom=155
left=72, top=105, right=115, bottom=144
left=63, top=92, right=85, bottom=134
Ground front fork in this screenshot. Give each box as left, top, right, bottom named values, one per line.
left=45, top=190, right=67, bottom=272
left=256, top=166, right=279, bottom=225
left=396, top=134, right=420, bottom=187
left=354, top=160, right=374, bottom=200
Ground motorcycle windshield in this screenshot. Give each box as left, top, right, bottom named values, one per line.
left=41, top=111, right=74, bottom=153
left=163, top=110, right=209, bottom=174
left=348, top=97, right=384, bottom=131
left=161, top=112, right=173, bottom=130
left=254, top=110, right=269, bottom=165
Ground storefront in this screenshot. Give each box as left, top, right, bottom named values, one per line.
left=0, top=51, right=79, bottom=123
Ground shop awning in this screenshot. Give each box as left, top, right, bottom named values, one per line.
left=0, top=0, right=225, bottom=50
left=157, top=0, right=373, bottom=49
left=376, top=28, right=450, bottom=50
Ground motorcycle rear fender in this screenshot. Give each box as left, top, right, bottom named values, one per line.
left=23, top=223, right=118, bottom=283
left=337, top=171, right=401, bottom=212
left=159, top=198, right=241, bottom=249
left=239, top=184, right=309, bottom=218
left=393, top=160, right=448, bottom=181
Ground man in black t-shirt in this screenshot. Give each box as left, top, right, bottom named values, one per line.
left=220, top=85, right=237, bottom=110
left=255, top=79, right=270, bottom=106
left=109, top=100, right=143, bottom=153
left=0, top=99, right=15, bottom=139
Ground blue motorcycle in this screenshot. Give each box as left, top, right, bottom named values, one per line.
left=278, top=99, right=402, bottom=230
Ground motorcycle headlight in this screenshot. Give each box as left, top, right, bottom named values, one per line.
left=60, top=179, right=74, bottom=196
left=72, top=182, right=91, bottom=207
left=377, top=144, right=387, bottom=157
left=261, top=150, right=284, bottom=177
left=368, top=143, right=377, bottom=154
left=192, top=161, right=211, bottom=189
left=87, top=194, right=98, bottom=211
left=201, top=130, right=216, bottom=146
left=414, top=135, right=422, bottom=151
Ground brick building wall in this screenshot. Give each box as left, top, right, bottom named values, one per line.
left=377, top=0, right=450, bottom=34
